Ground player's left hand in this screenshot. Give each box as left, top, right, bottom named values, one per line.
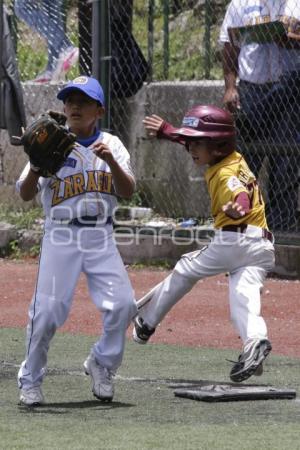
left=143, top=115, right=164, bottom=138
left=276, top=26, right=300, bottom=47
left=287, top=31, right=300, bottom=41
left=222, top=201, right=246, bottom=219
left=92, top=142, right=115, bottom=165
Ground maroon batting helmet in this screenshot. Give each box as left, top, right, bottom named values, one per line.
left=171, top=105, right=236, bottom=154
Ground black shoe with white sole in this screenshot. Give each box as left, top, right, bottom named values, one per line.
left=230, top=338, right=272, bottom=383
left=133, top=316, right=155, bottom=344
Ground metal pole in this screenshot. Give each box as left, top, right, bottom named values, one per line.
left=148, top=0, right=154, bottom=81
left=92, top=0, right=111, bottom=131
left=163, top=0, right=169, bottom=79
left=0, top=0, right=4, bottom=182
left=0, top=0, right=3, bottom=81
left=204, top=0, right=211, bottom=79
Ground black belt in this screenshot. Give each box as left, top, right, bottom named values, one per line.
left=54, top=216, right=113, bottom=227
left=221, top=225, right=273, bottom=243
left=239, top=80, right=277, bottom=88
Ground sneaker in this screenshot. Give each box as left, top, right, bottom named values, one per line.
left=253, top=363, right=263, bottom=376
left=19, top=386, right=44, bottom=406
left=83, top=354, right=114, bottom=402
left=132, top=316, right=155, bottom=344
left=51, top=46, right=79, bottom=82
left=27, top=70, right=53, bottom=84
left=230, top=338, right=272, bottom=383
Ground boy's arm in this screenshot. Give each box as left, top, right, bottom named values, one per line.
left=92, top=143, right=135, bottom=199
left=143, top=115, right=186, bottom=146
left=108, top=159, right=135, bottom=199
left=19, top=168, right=40, bottom=201
left=222, top=42, right=241, bottom=113
left=277, top=20, right=300, bottom=47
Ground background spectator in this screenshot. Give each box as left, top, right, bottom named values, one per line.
left=14, top=0, right=78, bottom=83
left=219, top=0, right=300, bottom=231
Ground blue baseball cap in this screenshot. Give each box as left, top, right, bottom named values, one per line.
left=57, top=76, right=105, bottom=106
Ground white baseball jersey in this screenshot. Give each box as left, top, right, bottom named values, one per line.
left=219, top=0, right=300, bottom=83
left=16, top=131, right=135, bottom=220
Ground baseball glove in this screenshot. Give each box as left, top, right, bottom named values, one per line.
left=21, top=111, right=77, bottom=177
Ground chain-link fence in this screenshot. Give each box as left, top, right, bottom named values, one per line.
left=1, top=0, right=300, bottom=233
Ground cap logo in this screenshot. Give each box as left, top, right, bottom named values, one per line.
left=182, top=116, right=199, bottom=128
left=72, top=76, right=89, bottom=85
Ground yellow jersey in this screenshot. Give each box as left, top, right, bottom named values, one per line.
left=205, top=151, right=268, bottom=229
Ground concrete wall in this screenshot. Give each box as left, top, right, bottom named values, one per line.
left=1, top=81, right=300, bottom=278
left=0, top=84, right=64, bottom=208
left=127, top=81, right=225, bottom=217
left=0, top=81, right=224, bottom=215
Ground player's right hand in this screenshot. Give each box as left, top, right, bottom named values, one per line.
left=223, top=88, right=240, bottom=113
left=222, top=201, right=246, bottom=219
left=143, top=115, right=164, bottom=138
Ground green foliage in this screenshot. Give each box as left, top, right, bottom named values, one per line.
left=0, top=205, right=43, bottom=230
left=13, top=2, right=226, bottom=82
left=130, top=260, right=173, bottom=270
left=119, top=191, right=146, bottom=207
left=132, top=2, right=226, bottom=81
left=7, top=239, right=22, bottom=259
left=14, top=5, right=79, bottom=81
left=6, top=240, right=40, bottom=260
left=17, top=40, right=48, bottom=81
left=28, top=243, right=41, bottom=257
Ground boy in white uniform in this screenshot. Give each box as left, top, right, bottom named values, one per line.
left=16, top=76, right=137, bottom=406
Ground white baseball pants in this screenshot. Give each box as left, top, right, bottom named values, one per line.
left=140, top=230, right=275, bottom=343
left=18, top=221, right=137, bottom=389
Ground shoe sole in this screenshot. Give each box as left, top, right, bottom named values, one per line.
left=84, top=364, right=113, bottom=402
left=132, top=326, right=149, bottom=345
left=253, top=363, right=263, bottom=376
left=62, top=48, right=79, bottom=72
left=19, top=398, right=43, bottom=407
left=50, top=50, right=79, bottom=83
left=93, top=392, right=113, bottom=402
left=20, top=401, right=42, bottom=407
left=230, top=340, right=272, bottom=383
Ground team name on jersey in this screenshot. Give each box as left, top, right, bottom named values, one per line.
left=50, top=170, right=113, bottom=206
left=244, top=14, right=271, bottom=26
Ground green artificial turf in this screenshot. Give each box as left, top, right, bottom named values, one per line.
left=1, top=328, right=300, bottom=450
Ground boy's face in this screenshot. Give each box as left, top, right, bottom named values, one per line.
left=188, top=139, right=216, bottom=166
left=63, top=91, right=104, bottom=135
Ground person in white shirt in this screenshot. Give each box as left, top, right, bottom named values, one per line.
left=16, top=76, right=137, bottom=406
left=219, top=0, right=300, bottom=231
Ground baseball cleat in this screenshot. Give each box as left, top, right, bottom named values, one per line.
left=51, top=46, right=79, bottom=82
left=132, top=316, right=156, bottom=344
left=28, top=70, right=53, bottom=84
left=84, top=354, right=114, bottom=402
left=253, top=363, right=263, bottom=376
left=19, top=386, right=45, bottom=406
left=230, top=338, right=272, bottom=383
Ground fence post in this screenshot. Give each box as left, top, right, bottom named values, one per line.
left=0, top=0, right=3, bottom=137
left=204, top=0, right=211, bottom=79
left=0, top=0, right=3, bottom=81
left=148, top=0, right=154, bottom=81
left=163, top=0, right=169, bottom=79
left=92, top=0, right=111, bottom=131
left=0, top=1, right=4, bottom=185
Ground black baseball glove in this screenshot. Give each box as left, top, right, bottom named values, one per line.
left=21, top=111, right=77, bottom=177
